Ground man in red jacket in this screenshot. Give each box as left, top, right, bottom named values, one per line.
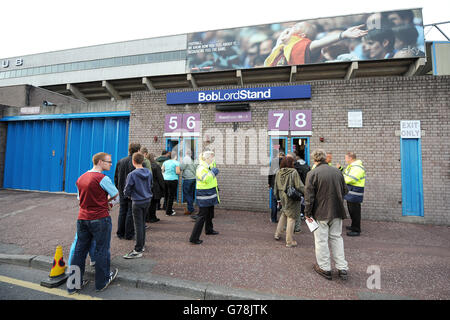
left=69, top=152, right=119, bottom=293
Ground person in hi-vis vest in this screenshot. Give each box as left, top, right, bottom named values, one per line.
left=189, top=151, right=220, bottom=245
left=338, top=152, right=366, bottom=237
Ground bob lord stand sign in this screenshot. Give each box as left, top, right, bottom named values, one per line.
left=166, top=85, right=311, bottom=105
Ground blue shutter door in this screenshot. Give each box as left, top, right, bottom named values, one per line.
left=64, top=117, right=129, bottom=193
left=3, top=120, right=65, bottom=191
left=400, top=138, right=424, bottom=216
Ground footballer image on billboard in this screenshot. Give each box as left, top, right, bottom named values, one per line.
left=186, top=8, right=425, bottom=73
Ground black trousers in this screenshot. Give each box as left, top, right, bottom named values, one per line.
left=190, top=206, right=214, bottom=242
left=347, top=201, right=361, bottom=232
left=165, top=180, right=178, bottom=215
left=146, top=198, right=160, bottom=222
left=117, top=196, right=134, bottom=239
left=132, top=201, right=150, bottom=252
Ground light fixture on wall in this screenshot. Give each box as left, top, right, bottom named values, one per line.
left=319, top=137, right=325, bottom=142
left=42, top=100, right=57, bottom=107
left=216, top=103, right=250, bottom=111
left=153, top=136, right=158, bottom=143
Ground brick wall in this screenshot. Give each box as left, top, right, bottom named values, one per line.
left=130, top=75, right=450, bottom=226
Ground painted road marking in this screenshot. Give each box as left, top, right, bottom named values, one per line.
left=0, top=275, right=102, bottom=300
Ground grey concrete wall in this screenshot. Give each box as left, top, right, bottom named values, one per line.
left=0, top=85, right=130, bottom=116
left=0, top=34, right=187, bottom=87
left=130, top=75, right=450, bottom=226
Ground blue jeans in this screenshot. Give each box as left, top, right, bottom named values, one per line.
left=70, top=216, right=112, bottom=291
left=183, top=179, right=196, bottom=213
left=270, top=188, right=278, bottom=222
left=68, top=233, right=96, bottom=266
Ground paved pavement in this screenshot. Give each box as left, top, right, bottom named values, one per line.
left=0, top=189, right=449, bottom=300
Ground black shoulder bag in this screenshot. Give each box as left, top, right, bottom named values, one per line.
left=285, top=172, right=303, bottom=201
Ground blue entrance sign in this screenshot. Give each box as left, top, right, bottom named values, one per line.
left=166, top=85, right=311, bottom=105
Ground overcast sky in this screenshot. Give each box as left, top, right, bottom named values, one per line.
left=1, top=0, right=449, bottom=58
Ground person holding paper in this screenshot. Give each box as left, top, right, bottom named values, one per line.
left=304, top=149, right=349, bottom=281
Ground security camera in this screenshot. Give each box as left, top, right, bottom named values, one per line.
left=43, top=100, right=56, bottom=107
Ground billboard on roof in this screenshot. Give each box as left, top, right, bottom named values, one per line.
left=186, top=8, right=425, bottom=73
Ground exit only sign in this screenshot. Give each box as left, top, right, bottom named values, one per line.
left=400, top=120, right=421, bottom=139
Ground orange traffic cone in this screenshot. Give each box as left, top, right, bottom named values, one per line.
left=40, top=245, right=69, bottom=288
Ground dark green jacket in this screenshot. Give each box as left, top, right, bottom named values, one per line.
left=274, top=168, right=304, bottom=219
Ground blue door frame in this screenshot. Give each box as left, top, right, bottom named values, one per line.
left=400, top=138, right=424, bottom=216
left=165, top=137, right=181, bottom=202
left=181, top=137, right=198, bottom=203
left=269, top=136, right=288, bottom=209
left=290, top=137, right=310, bottom=165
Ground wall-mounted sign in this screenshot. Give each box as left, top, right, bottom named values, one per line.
left=183, top=113, right=201, bottom=132
left=186, top=8, right=425, bottom=73
left=268, top=109, right=312, bottom=135
left=290, top=110, right=312, bottom=131
left=165, top=113, right=201, bottom=133
left=401, top=120, right=421, bottom=138
left=215, top=111, right=251, bottom=123
left=1, top=58, right=23, bottom=68
left=268, top=110, right=290, bottom=131
left=348, top=110, right=363, bottom=128
left=20, top=106, right=40, bottom=115
left=166, top=85, right=311, bottom=105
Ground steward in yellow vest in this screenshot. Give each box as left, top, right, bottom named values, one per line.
left=195, top=155, right=220, bottom=207
left=343, top=159, right=365, bottom=203
left=190, top=151, right=220, bottom=245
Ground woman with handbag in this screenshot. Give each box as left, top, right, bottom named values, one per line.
left=273, top=156, right=305, bottom=247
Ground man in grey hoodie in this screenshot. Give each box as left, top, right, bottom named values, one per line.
left=123, top=152, right=153, bottom=259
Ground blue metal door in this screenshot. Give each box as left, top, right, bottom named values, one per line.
left=3, top=120, right=66, bottom=191
left=400, top=138, right=424, bottom=216
left=64, top=117, right=129, bottom=194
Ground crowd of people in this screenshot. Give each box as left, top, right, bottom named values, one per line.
left=187, top=9, right=425, bottom=72
left=67, top=142, right=366, bottom=294
left=66, top=142, right=221, bottom=293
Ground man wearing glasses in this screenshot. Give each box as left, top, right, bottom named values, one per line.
left=69, top=152, right=119, bottom=293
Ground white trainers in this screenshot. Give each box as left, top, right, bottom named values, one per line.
left=123, top=250, right=143, bottom=259
left=166, top=210, right=176, bottom=216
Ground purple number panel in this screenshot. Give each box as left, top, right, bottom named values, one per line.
left=182, top=113, right=200, bottom=132
left=290, top=110, right=311, bottom=131
left=268, top=110, right=289, bottom=130
left=165, top=114, right=182, bottom=132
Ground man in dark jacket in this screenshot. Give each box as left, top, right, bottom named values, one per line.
left=114, top=142, right=141, bottom=240
left=304, top=149, right=349, bottom=281
left=156, top=150, right=171, bottom=210
left=146, top=153, right=165, bottom=223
